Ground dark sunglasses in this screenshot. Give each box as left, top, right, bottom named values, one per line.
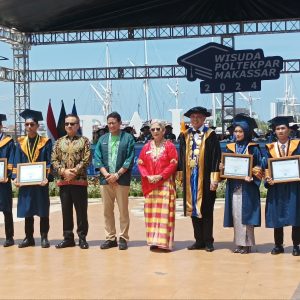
left=150, top=127, right=161, bottom=132
left=25, top=122, right=36, bottom=127
left=65, top=122, right=78, bottom=126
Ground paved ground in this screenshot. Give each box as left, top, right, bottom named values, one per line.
left=0, top=197, right=299, bottom=299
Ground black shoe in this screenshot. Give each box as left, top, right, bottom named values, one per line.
left=119, top=237, right=128, bottom=250
left=292, top=245, right=300, bottom=256
left=187, top=242, right=206, bottom=250
left=150, top=245, right=158, bottom=250
left=79, top=238, right=89, bottom=249
left=271, top=245, right=284, bottom=255
left=41, top=235, right=50, bottom=248
left=240, top=246, right=251, bottom=254
left=3, top=237, right=14, bottom=247
left=233, top=246, right=243, bottom=253
left=205, top=243, right=215, bottom=252
left=100, top=238, right=118, bottom=249
left=18, top=237, right=35, bottom=248
left=55, top=239, right=76, bottom=249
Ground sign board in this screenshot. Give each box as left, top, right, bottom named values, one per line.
left=177, top=42, right=283, bottom=93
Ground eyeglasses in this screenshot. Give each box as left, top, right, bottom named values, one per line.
left=65, top=122, right=78, bottom=126
left=150, top=127, right=161, bottom=132
left=25, top=122, right=36, bottom=127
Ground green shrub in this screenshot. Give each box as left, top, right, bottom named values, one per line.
left=129, top=179, right=143, bottom=197
left=216, top=181, right=226, bottom=198
left=49, top=182, right=59, bottom=196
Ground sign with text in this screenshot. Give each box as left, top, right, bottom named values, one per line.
left=177, top=42, right=283, bottom=93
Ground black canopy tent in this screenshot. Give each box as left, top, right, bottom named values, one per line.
left=0, top=0, right=300, bottom=33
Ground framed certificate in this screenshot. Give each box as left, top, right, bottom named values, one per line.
left=220, top=153, right=253, bottom=179
left=268, top=156, right=300, bottom=183
left=0, top=158, right=7, bottom=183
left=17, top=162, right=46, bottom=186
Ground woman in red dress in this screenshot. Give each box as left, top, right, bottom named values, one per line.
left=138, top=120, right=178, bottom=250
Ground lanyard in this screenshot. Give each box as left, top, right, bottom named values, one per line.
left=235, top=143, right=248, bottom=154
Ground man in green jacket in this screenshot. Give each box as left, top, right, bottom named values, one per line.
left=94, top=112, right=135, bottom=250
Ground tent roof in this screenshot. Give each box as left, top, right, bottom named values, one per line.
left=0, top=0, right=300, bottom=33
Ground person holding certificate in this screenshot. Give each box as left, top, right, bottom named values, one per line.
left=0, top=114, right=15, bottom=247
left=13, top=109, right=52, bottom=248
left=264, top=116, right=300, bottom=256
left=52, top=114, right=91, bottom=250
left=222, top=114, right=263, bottom=254
left=177, top=106, right=221, bottom=252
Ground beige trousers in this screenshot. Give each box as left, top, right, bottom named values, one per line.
left=101, top=184, right=130, bottom=241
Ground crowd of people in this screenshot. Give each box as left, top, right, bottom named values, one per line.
left=0, top=106, right=300, bottom=256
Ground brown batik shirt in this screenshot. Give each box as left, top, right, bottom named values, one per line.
left=51, top=135, right=91, bottom=186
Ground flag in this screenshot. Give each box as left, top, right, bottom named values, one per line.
left=180, top=114, right=186, bottom=133
left=56, top=100, right=67, bottom=138
left=46, top=99, right=59, bottom=142
left=72, top=99, right=82, bottom=135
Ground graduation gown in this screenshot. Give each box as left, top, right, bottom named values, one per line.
left=13, top=136, right=52, bottom=218
left=223, top=143, right=262, bottom=227
left=178, top=127, right=221, bottom=218
left=0, top=136, right=15, bottom=213
left=264, top=139, right=300, bottom=228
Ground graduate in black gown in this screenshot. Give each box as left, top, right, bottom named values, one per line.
left=0, top=114, right=15, bottom=247
left=13, top=109, right=52, bottom=248
left=264, top=116, right=300, bottom=256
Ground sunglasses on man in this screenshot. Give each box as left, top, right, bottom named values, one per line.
left=65, top=122, right=78, bottom=126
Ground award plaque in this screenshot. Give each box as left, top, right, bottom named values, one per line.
left=220, top=153, right=253, bottom=179
left=17, top=161, right=46, bottom=186
left=268, top=156, right=300, bottom=183
left=0, top=158, right=7, bottom=183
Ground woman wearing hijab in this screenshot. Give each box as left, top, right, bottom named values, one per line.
left=221, top=114, right=263, bottom=254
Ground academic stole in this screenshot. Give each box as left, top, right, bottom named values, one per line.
left=27, top=135, right=40, bottom=162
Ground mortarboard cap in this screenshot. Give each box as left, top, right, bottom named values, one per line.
left=184, top=106, right=211, bottom=118
left=20, top=109, right=43, bottom=122
left=0, top=114, right=7, bottom=122
left=232, top=113, right=258, bottom=130
left=268, top=116, right=294, bottom=129
left=290, top=123, right=299, bottom=131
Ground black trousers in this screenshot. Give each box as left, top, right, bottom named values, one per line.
left=25, top=216, right=49, bottom=237
left=274, top=226, right=300, bottom=246
left=3, top=212, right=14, bottom=238
left=59, top=185, right=88, bottom=240
left=192, top=215, right=214, bottom=245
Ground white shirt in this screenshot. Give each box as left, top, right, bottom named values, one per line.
left=275, top=140, right=289, bottom=157
left=192, top=125, right=205, bottom=140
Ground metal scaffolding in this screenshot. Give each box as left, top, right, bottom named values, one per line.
left=28, top=19, right=300, bottom=45
left=23, top=59, right=300, bottom=82
left=220, top=36, right=235, bottom=131
left=13, top=44, right=31, bottom=136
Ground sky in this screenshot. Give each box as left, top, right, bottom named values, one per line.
left=1, top=32, right=300, bottom=125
